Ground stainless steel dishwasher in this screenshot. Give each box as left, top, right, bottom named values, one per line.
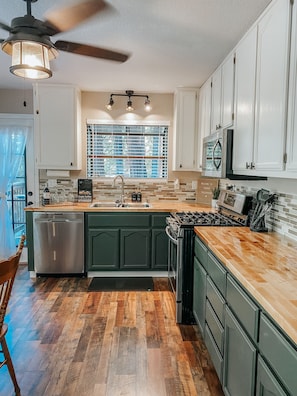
left=33, top=212, right=85, bottom=275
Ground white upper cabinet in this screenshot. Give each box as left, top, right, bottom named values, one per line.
left=34, top=83, right=82, bottom=170
left=233, top=0, right=291, bottom=176
left=211, top=53, right=234, bottom=133
left=211, top=67, right=222, bottom=132
left=286, top=0, right=297, bottom=174
left=233, top=26, right=257, bottom=172
left=172, top=88, right=199, bottom=171
left=197, top=77, right=212, bottom=170
left=253, top=0, right=290, bottom=173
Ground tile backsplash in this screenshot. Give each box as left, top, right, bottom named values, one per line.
left=39, top=176, right=297, bottom=242
left=39, top=178, right=197, bottom=204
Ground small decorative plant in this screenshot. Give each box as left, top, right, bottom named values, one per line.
left=212, top=186, right=220, bottom=200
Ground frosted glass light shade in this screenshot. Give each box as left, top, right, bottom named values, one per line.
left=10, top=41, right=54, bottom=79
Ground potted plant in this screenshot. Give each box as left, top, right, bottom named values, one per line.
left=212, top=186, right=220, bottom=208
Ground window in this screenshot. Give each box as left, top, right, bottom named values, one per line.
left=87, top=122, right=168, bottom=178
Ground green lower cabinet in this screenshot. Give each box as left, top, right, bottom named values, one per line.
left=120, top=229, right=151, bottom=269
left=87, top=229, right=120, bottom=270
left=223, top=306, right=257, bottom=396
left=151, top=229, right=168, bottom=270
left=193, top=256, right=207, bottom=335
left=256, top=356, right=287, bottom=396
left=25, top=211, right=34, bottom=271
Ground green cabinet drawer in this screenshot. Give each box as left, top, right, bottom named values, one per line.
left=256, top=356, right=287, bottom=396
left=87, top=213, right=151, bottom=227
left=151, top=213, right=169, bottom=227
left=194, top=236, right=208, bottom=269
left=205, top=324, right=223, bottom=382
left=259, top=313, right=297, bottom=396
left=207, top=252, right=226, bottom=297
left=226, top=275, right=259, bottom=342
left=206, top=277, right=225, bottom=325
left=193, top=256, right=207, bottom=335
left=206, top=299, right=224, bottom=354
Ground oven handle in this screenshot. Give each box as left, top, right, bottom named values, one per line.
left=165, top=226, right=178, bottom=245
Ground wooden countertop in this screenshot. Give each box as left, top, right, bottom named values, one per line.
left=25, top=201, right=213, bottom=213
left=194, top=226, right=297, bottom=346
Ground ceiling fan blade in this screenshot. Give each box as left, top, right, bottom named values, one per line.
left=44, top=0, right=111, bottom=33
left=55, top=40, right=129, bottom=63
left=0, top=21, right=12, bottom=32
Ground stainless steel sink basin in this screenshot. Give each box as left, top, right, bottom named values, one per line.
left=90, top=202, right=151, bottom=208
left=120, top=202, right=151, bottom=208
left=90, top=202, right=118, bottom=208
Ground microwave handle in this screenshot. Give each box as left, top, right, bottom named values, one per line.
left=212, top=139, right=222, bottom=170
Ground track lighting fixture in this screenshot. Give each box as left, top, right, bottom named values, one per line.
left=105, top=90, right=152, bottom=112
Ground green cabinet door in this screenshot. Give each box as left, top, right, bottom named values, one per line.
left=223, top=306, right=257, bottom=396
left=87, top=229, right=120, bottom=270
left=256, top=356, right=287, bottom=396
left=151, top=229, right=168, bottom=270
left=120, top=229, right=151, bottom=269
left=193, top=256, right=207, bottom=336
left=25, top=211, right=34, bottom=271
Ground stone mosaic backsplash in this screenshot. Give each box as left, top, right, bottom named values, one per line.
left=39, top=178, right=197, bottom=204
left=39, top=176, right=297, bottom=242
left=220, top=180, right=297, bottom=242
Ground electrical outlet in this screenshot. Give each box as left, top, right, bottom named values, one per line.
left=192, top=181, right=197, bottom=189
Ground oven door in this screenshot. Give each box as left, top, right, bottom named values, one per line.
left=166, top=225, right=183, bottom=323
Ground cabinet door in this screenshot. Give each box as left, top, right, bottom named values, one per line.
left=233, top=26, right=257, bottom=172
left=221, top=53, right=234, bottom=129
left=151, top=229, right=167, bottom=270
left=211, top=67, right=222, bottom=133
left=223, top=306, right=257, bottom=396
left=197, top=78, right=212, bottom=170
left=256, top=356, right=287, bottom=396
left=193, top=256, right=207, bottom=335
left=120, top=229, right=151, bottom=269
left=253, top=0, right=290, bottom=171
left=286, top=0, right=297, bottom=173
left=87, top=229, right=120, bottom=270
left=173, top=88, right=199, bottom=171
left=34, top=84, right=82, bottom=170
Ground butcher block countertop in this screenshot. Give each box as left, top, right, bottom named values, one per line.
left=25, top=201, right=213, bottom=212
left=194, top=226, right=297, bottom=346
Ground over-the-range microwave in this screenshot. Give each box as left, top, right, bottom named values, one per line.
left=201, top=128, right=266, bottom=180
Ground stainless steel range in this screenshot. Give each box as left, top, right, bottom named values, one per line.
left=166, top=190, right=253, bottom=324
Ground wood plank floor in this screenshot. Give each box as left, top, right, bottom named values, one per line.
left=1, top=265, right=224, bottom=396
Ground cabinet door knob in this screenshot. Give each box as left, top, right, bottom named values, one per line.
left=179, top=164, right=182, bottom=168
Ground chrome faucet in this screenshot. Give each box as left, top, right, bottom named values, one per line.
left=112, top=175, right=125, bottom=205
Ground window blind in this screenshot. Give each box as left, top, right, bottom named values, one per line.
left=87, top=123, right=168, bottom=178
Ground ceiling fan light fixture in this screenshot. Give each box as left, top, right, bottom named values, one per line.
left=9, top=40, right=56, bottom=79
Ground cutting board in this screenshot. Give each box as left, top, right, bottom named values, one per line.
left=196, top=178, right=219, bottom=205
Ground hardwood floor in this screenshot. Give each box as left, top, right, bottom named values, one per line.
left=1, top=265, right=224, bottom=396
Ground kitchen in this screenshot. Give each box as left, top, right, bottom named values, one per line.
left=1, top=0, right=297, bottom=395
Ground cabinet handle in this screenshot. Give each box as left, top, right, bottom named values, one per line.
left=179, top=164, right=182, bottom=168
left=70, top=162, right=73, bottom=166
left=251, top=162, right=255, bottom=169
left=246, top=162, right=250, bottom=169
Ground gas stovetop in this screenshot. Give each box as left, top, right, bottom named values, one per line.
left=169, top=210, right=248, bottom=227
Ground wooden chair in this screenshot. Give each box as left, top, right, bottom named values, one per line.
left=0, top=235, right=25, bottom=396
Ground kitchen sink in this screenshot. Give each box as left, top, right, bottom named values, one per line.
left=90, top=202, right=118, bottom=208
left=90, top=202, right=151, bottom=208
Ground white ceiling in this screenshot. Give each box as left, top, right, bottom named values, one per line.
left=0, top=0, right=272, bottom=93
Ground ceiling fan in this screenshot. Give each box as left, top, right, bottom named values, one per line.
left=0, top=0, right=129, bottom=79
